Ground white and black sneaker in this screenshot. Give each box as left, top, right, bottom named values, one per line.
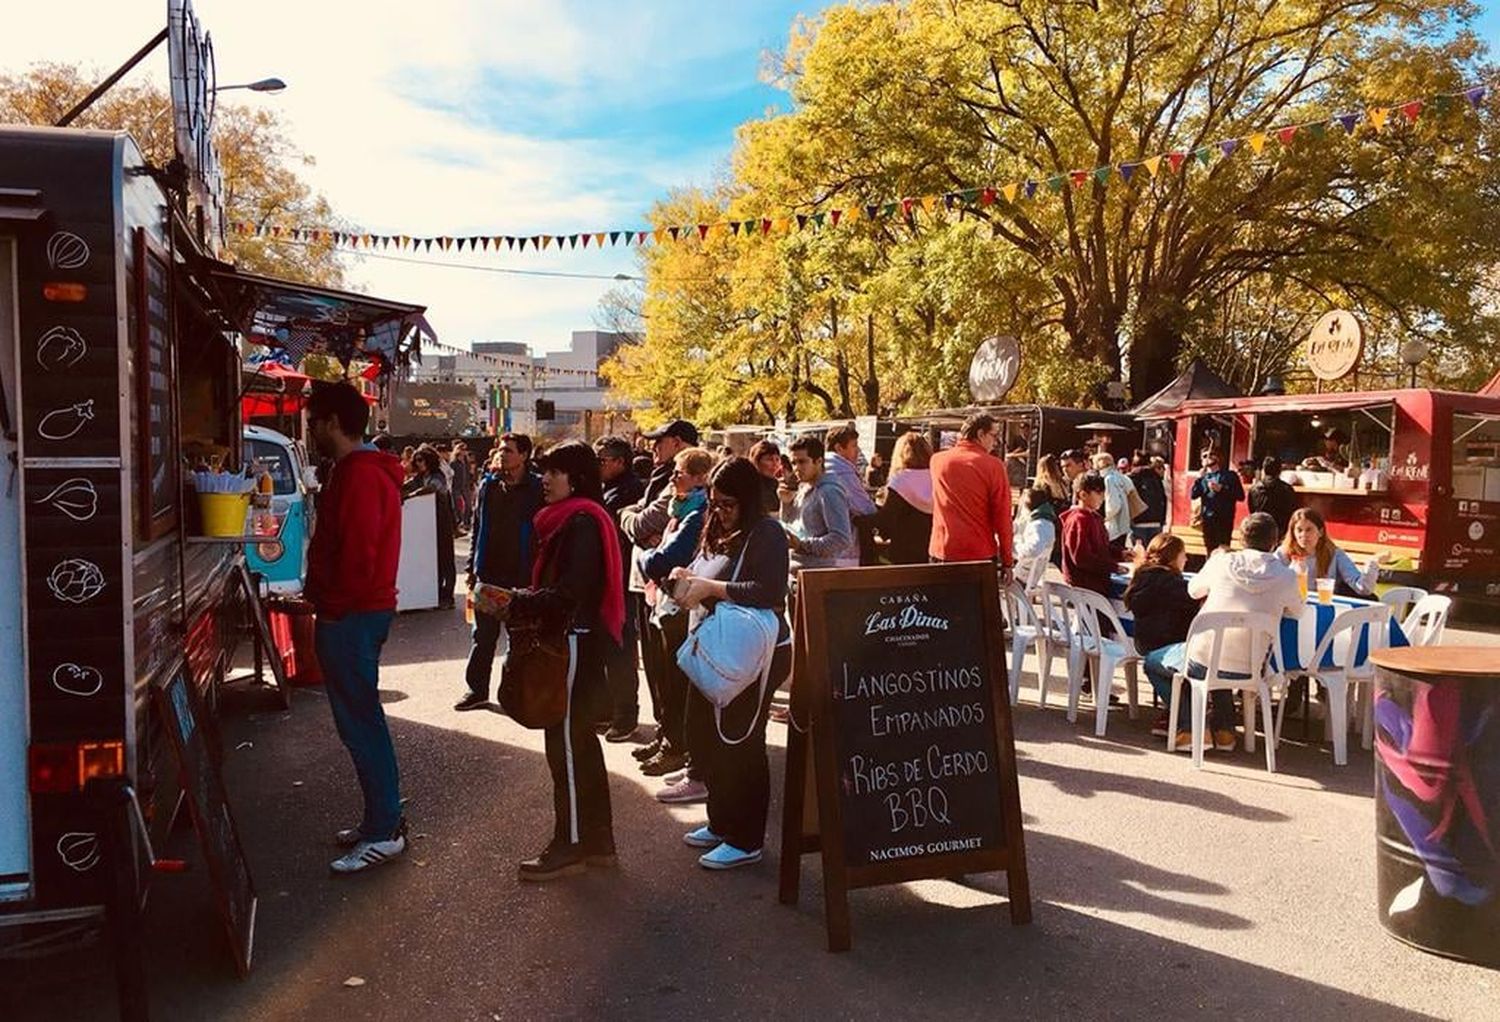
left=330, top=820, right=407, bottom=875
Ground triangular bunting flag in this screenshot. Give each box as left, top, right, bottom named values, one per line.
left=777, top=217, right=793, bottom=234
left=594, top=232, right=607, bottom=246
left=1247, top=133, right=1268, bottom=155
left=844, top=207, right=861, bottom=222
left=1276, top=125, right=1298, bottom=146
left=959, top=188, right=980, bottom=205
left=899, top=199, right=914, bottom=219
left=1307, top=121, right=1328, bottom=140
left=668, top=226, right=680, bottom=241
left=580, top=234, right=590, bottom=248
left=506, top=237, right=516, bottom=250
left=653, top=228, right=666, bottom=244
left=637, top=231, right=649, bottom=246
left=865, top=205, right=880, bottom=220
left=697, top=224, right=710, bottom=240
left=1002, top=183, right=1019, bottom=203
left=1219, top=139, right=1239, bottom=158
left=1166, top=152, right=1186, bottom=174
left=830, top=210, right=843, bottom=226
left=729, top=222, right=741, bottom=236
left=480, top=237, right=490, bottom=250
left=977, top=188, right=995, bottom=206
left=796, top=214, right=809, bottom=230
left=567, top=235, right=578, bottom=249
left=1432, top=95, right=1454, bottom=115
left=814, top=211, right=828, bottom=227
left=423, top=239, right=434, bottom=251
left=881, top=202, right=898, bottom=218
left=1193, top=148, right=1211, bottom=167
left=1069, top=169, right=1089, bottom=189
left=542, top=236, right=553, bottom=250
left=1143, top=155, right=1162, bottom=177
left=1336, top=113, right=1359, bottom=133
left=1046, top=175, right=1065, bottom=194
left=1400, top=100, right=1423, bottom=122
left=1118, top=163, right=1138, bottom=184
left=1023, top=180, right=1039, bottom=199
left=1368, top=107, right=1390, bottom=131
left=1465, top=85, right=1487, bottom=106
left=1094, top=165, right=1113, bottom=183
left=922, top=196, right=937, bottom=215
left=761, top=219, right=773, bottom=236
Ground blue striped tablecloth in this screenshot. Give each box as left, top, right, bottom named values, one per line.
left=1106, top=574, right=1410, bottom=672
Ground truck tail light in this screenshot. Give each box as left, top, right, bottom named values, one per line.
left=28, top=740, right=126, bottom=793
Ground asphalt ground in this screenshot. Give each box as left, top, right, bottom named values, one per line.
left=5, top=576, right=1499, bottom=1020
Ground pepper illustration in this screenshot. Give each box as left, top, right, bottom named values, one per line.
left=37, top=399, right=94, bottom=441
left=35, top=477, right=98, bottom=522
left=47, top=558, right=106, bottom=604
left=36, top=326, right=88, bottom=371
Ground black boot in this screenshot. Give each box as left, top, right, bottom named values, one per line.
left=518, top=841, right=586, bottom=882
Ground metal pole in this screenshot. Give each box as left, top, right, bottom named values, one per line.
left=55, top=27, right=170, bottom=127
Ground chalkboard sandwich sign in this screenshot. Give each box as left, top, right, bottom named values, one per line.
left=778, top=562, right=1031, bottom=951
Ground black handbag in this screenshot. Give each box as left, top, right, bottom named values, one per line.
left=498, top=621, right=570, bottom=729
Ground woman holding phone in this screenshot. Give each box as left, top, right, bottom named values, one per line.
left=669, top=457, right=792, bottom=870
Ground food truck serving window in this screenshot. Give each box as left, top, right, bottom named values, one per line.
left=1453, top=414, right=1500, bottom=502
left=1253, top=404, right=1394, bottom=483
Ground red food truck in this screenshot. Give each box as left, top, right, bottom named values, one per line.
left=1142, top=388, right=1500, bottom=608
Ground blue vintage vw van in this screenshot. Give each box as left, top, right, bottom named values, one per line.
left=242, top=425, right=315, bottom=592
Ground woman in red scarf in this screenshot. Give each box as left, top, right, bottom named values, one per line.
left=505, top=441, right=624, bottom=881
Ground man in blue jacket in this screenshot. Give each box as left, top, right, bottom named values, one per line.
left=455, top=433, right=543, bottom=711
left=1190, top=448, right=1244, bottom=553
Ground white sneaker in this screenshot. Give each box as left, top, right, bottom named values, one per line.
left=330, top=833, right=406, bottom=874
left=655, top=778, right=709, bottom=804
left=699, top=843, right=762, bottom=870
left=661, top=769, right=689, bottom=786
left=682, top=825, right=721, bottom=849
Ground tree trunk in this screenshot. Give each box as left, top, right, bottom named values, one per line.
left=862, top=314, right=879, bottom=414
left=1130, top=315, right=1182, bottom=404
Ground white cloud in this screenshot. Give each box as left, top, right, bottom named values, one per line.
left=0, top=0, right=795, bottom=352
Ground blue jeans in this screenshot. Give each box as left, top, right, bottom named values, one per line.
left=316, top=610, right=402, bottom=840
left=1141, top=643, right=1237, bottom=729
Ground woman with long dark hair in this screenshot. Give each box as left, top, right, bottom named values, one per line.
left=668, top=457, right=792, bottom=870
left=503, top=441, right=625, bottom=881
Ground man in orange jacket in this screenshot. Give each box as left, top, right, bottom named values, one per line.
left=929, top=413, right=1014, bottom=583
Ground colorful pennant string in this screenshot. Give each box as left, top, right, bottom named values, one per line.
left=231, top=83, right=1491, bottom=257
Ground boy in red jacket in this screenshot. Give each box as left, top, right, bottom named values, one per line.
left=1060, top=471, right=1115, bottom=597
left=305, top=382, right=407, bottom=874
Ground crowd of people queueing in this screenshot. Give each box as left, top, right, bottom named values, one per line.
left=296, top=382, right=1382, bottom=881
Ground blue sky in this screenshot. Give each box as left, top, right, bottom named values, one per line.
left=2, top=1, right=1496, bottom=353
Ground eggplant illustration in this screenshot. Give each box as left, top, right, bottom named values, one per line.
left=37, top=399, right=94, bottom=441
left=56, top=832, right=100, bottom=872
left=36, top=325, right=88, bottom=371
left=46, top=231, right=91, bottom=271
left=47, top=558, right=106, bottom=604
left=35, top=477, right=99, bottom=522
left=51, top=662, right=104, bottom=697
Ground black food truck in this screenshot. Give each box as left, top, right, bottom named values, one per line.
left=0, top=125, right=426, bottom=984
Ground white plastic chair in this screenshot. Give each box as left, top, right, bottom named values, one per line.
left=1021, top=546, right=1051, bottom=593
left=1286, top=603, right=1391, bottom=766
left=1067, top=588, right=1142, bottom=737
left=1379, top=586, right=1428, bottom=625
left=1401, top=594, right=1452, bottom=647
left=1000, top=580, right=1042, bottom=706
left=1168, top=612, right=1282, bottom=772
left=1036, top=582, right=1084, bottom=709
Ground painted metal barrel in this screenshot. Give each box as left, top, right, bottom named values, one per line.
left=1369, top=647, right=1500, bottom=966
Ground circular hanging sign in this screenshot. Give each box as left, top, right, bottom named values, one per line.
left=1306, top=311, right=1364, bottom=381
left=968, top=335, right=1022, bottom=402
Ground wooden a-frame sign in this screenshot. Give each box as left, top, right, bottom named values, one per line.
left=777, top=562, right=1031, bottom=951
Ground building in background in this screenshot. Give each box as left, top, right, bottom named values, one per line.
left=406, top=331, right=636, bottom=438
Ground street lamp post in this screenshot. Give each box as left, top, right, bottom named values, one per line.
left=1399, top=338, right=1431, bottom=389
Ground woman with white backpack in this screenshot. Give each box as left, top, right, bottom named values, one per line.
left=668, top=457, right=792, bottom=870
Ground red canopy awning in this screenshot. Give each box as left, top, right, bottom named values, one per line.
left=241, top=362, right=312, bottom=421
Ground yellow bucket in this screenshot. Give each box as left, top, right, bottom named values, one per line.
left=198, top=492, right=250, bottom=537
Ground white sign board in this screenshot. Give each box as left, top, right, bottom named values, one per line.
left=1306, top=310, right=1364, bottom=382
left=168, top=0, right=226, bottom=254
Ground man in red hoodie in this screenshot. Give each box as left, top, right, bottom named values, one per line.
left=929, top=413, right=1014, bottom=582
left=304, top=382, right=407, bottom=875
